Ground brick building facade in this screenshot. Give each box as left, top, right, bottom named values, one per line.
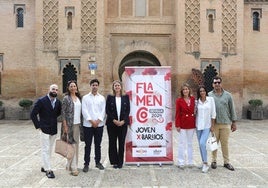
left=0, top=0, right=268, bottom=119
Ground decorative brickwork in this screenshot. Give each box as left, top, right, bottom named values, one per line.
left=222, top=0, right=237, bottom=55
left=43, top=0, right=58, bottom=50
left=81, top=0, right=97, bottom=51
left=185, top=0, right=200, bottom=54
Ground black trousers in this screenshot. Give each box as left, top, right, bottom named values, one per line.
left=107, top=125, right=127, bottom=166
left=83, top=126, right=103, bottom=166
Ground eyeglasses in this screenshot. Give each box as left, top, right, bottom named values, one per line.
left=213, top=81, right=221, bottom=84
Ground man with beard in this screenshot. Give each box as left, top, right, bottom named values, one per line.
left=31, top=84, right=62, bottom=178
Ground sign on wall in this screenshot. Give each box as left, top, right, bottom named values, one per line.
left=123, top=66, right=173, bottom=164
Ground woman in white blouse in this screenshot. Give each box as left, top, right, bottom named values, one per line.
left=62, top=80, right=82, bottom=176
left=196, top=86, right=216, bottom=173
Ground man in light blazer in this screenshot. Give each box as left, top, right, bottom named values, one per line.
left=31, top=84, right=62, bottom=178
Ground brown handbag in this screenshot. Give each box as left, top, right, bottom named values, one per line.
left=55, top=138, right=75, bottom=160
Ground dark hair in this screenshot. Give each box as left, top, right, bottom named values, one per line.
left=90, top=79, right=99, bottom=86
left=196, top=85, right=208, bottom=99
left=213, top=76, right=222, bottom=82
left=66, top=80, right=81, bottom=99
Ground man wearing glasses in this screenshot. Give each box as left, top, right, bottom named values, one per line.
left=208, top=76, right=237, bottom=171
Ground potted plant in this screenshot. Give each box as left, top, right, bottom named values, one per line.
left=19, top=99, right=33, bottom=120
left=0, top=100, right=4, bottom=119
left=247, top=99, right=264, bottom=120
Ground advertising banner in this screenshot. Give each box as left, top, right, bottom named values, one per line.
left=123, top=66, right=173, bottom=164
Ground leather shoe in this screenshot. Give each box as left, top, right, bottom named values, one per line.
left=83, top=165, right=89, bottom=172
left=46, top=171, right=55, bottom=178
left=41, top=167, right=46, bottom=173
left=113, top=165, right=118, bottom=169
left=96, top=163, right=104, bottom=170
left=224, top=163, right=235, bottom=171
left=211, top=162, right=217, bottom=169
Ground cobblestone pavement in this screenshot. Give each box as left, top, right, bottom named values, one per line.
left=0, top=119, right=267, bottom=188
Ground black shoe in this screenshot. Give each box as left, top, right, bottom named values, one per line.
left=83, top=165, right=89, bottom=172
left=224, top=163, right=235, bottom=171
left=41, top=167, right=46, bottom=173
left=96, top=163, right=104, bottom=170
left=211, top=162, right=217, bottom=169
left=117, top=165, right=122, bottom=169
left=113, top=165, right=118, bottom=169
left=46, top=171, right=55, bottom=178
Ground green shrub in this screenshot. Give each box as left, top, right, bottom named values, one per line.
left=19, top=99, right=33, bottom=108
left=248, top=99, right=263, bottom=108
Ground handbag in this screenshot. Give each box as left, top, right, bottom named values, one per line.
left=55, top=136, right=75, bottom=160
left=206, top=132, right=218, bottom=151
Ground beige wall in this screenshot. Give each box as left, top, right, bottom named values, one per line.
left=0, top=0, right=268, bottom=118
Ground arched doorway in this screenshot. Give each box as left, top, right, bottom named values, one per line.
left=118, top=50, right=161, bottom=80
left=62, top=63, right=77, bottom=93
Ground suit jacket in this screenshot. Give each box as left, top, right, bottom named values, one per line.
left=175, top=96, right=196, bottom=129
left=105, top=94, right=130, bottom=126
left=31, top=95, right=62, bottom=135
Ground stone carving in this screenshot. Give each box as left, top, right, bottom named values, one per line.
left=185, top=0, right=200, bottom=54
left=81, top=0, right=97, bottom=51
left=43, top=0, right=58, bottom=50
left=222, top=0, right=237, bottom=55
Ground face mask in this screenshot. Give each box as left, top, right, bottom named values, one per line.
left=49, top=92, right=57, bottom=98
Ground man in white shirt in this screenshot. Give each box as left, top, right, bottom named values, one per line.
left=82, top=79, right=106, bottom=172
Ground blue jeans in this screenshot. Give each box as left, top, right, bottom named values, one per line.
left=83, top=126, right=103, bottom=166
left=196, top=128, right=210, bottom=163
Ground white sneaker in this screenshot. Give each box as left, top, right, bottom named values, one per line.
left=202, top=164, right=209, bottom=173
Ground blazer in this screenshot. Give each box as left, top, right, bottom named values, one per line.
left=31, top=95, right=62, bottom=135
left=105, top=94, right=130, bottom=126
left=175, top=96, right=196, bottom=129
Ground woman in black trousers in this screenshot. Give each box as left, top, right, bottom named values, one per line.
left=106, top=80, right=130, bottom=169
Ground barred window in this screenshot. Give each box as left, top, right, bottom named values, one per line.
left=17, top=8, right=24, bottom=28
left=253, top=12, right=260, bottom=31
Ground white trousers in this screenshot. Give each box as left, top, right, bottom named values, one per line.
left=178, top=128, right=195, bottom=166
left=40, top=131, right=56, bottom=171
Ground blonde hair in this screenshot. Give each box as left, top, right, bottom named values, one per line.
left=180, top=83, right=192, bottom=97
left=112, top=80, right=124, bottom=96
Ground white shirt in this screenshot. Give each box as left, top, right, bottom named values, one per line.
left=195, top=96, right=216, bottom=130
left=116, top=96, right=121, bottom=120
left=73, top=99, right=81, bottom=124
left=82, top=92, right=106, bottom=127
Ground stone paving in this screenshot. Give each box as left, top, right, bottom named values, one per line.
left=0, top=119, right=267, bottom=188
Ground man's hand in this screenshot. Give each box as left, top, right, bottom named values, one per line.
left=231, top=122, right=237, bottom=132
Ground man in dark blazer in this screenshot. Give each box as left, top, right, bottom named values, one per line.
left=31, top=84, right=62, bottom=178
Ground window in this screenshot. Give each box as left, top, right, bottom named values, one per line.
left=16, top=8, right=24, bottom=27
left=253, top=12, right=260, bottom=31
left=208, top=14, right=214, bottom=32
left=67, top=12, right=72, bottom=29
left=251, top=9, right=261, bottom=31
left=65, top=7, right=74, bottom=30
left=207, top=9, right=215, bottom=33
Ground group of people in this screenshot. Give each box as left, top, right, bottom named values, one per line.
left=30, top=75, right=237, bottom=179
left=175, top=76, right=237, bottom=173
left=31, top=79, right=130, bottom=178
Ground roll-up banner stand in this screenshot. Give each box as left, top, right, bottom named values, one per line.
left=123, top=66, right=173, bottom=166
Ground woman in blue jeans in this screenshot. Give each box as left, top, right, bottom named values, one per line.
left=196, top=86, right=216, bottom=173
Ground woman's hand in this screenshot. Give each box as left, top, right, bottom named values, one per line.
left=176, top=127, right=181, bottom=132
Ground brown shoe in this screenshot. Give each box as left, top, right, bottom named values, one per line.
left=224, top=163, right=235, bottom=171
left=71, top=170, right=79, bottom=176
